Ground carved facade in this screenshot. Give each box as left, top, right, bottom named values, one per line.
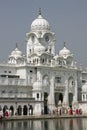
left=0, top=9, right=87, bottom=115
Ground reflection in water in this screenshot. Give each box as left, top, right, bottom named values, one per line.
left=0, top=118, right=87, bottom=130
left=44, top=120, right=48, bottom=130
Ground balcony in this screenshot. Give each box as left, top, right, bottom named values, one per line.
left=0, top=77, right=26, bottom=86
left=0, top=91, right=32, bottom=98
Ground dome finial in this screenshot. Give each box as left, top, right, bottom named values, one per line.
left=16, top=43, right=18, bottom=48
left=39, top=8, right=41, bottom=15
left=64, top=42, right=66, bottom=47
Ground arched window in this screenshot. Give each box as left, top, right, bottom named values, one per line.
left=49, top=48, right=51, bottom=53
left=37, top=93, right=39, bottom=99
left=30, top=49, right=31, bottom=54
left=42, top=59, right=44, bottom=63
left=55, top=77, right=61, bottom=83
left=83, top=94, right=85, bottom=100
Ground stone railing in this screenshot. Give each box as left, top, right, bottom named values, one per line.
left=0, top=92, right=32, bottom=98
left=0, top=77, right=26, bottom=86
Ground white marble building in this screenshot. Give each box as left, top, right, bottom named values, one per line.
left=0, top=9, right=86, bottom=115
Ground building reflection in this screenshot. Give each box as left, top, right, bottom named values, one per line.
left=0, top=118, right=86, bottom=130
left=54, top=118, right=83, bottom=130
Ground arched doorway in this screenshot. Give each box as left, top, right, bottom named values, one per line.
left=0, top=105, right=2, bottom=111
left=29, top=105, right=33, bottom=115
left=10, top=105, right=14, bottom=115
left=18, top=105, right=22, bottom=115
left=55, top=93, right=59, bottom=106
left=59, top=93, right=63, bottom=102
left=69, top=93, right=73, bottom=107
left=3, top=105, right=8, bottom=113
left=55, top=93, right=63, bottom=106
left=23, top=105, right=28, bottom=115
left=44, top=92, right=48, bottom=114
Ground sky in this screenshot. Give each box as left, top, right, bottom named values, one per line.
left=0, top=0, right=87, bottom=68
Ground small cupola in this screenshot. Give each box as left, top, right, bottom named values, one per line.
left=59, top=42, right=73, bottom=59
left=8, top=43, right=26, bottom=64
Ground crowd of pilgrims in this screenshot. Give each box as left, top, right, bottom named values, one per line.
left=48, top=107, right=82, bottom=116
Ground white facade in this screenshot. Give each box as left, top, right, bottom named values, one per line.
left=0, top=9, right=87, bottom=115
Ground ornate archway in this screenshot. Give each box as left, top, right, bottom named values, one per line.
left=23, top=105, right=28, bottom=115
left=29, top=105, right=33, bottom=115
left=55, top=93, right=63, bottom=106
left=68, top=77, right=75, bottom=107
left=44, top=92, right=48, bottom=114
left=3, top=105, right=8, bottom=113
left=0, top=105, right=2, bottom=111
left=18, top=105, right=22, bottom=115
left=10, top=105, right=14, bottom=115
left=59, top=93, right=63, bottom=102
left=69, top=93, right=73, bottom=107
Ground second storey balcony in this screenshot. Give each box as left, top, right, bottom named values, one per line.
left=0, top=77, right=26, bottom=86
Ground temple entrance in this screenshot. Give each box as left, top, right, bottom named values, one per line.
left=0, top=105, right=2, bottom=111
left=69, top=93, right=73, bottom=107
left=23, top=105, right=28, bottom=115
left=10, top=106, right=14, bottom=115
left=3, top=105, right=8, bottom=113
left=44, top=92, right=48, bottom=114
left=59, top=93, right=63, bottom=102
left=55, top=93, right=63, bottom=106
left=18, top=105, right=22, bottom=115
left=29, top=105, right=33, bottom=115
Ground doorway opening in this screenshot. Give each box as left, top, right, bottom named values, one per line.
left=55, top=93, right=63, bottom=106
left=69, top=93, right=73, bottom=107
left=18, top=105, right=22, bottom=115
left=44, top=92, right=48, bottom=114
left=23, top=105, right=28, bottom=115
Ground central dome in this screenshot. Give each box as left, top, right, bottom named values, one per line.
left=31, top=9, right=50, bottom=31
